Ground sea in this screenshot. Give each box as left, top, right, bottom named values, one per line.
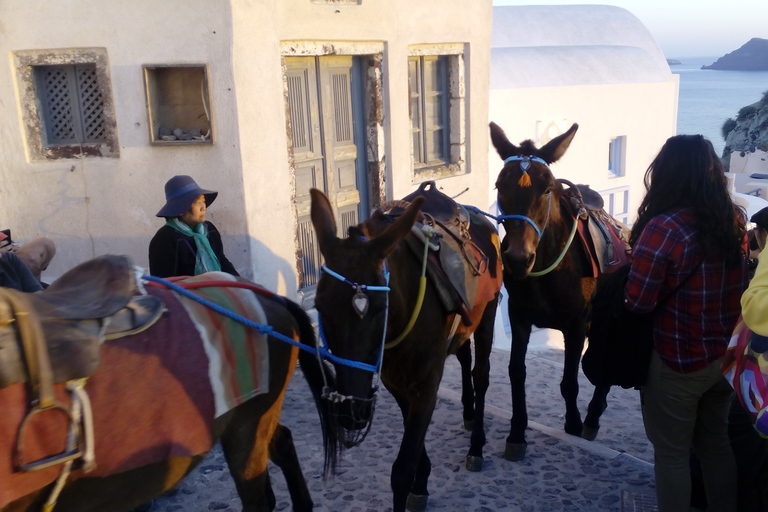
left=671, top=56, right=768, bottom=156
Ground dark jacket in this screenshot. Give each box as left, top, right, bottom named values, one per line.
left=0, top=252, right=43, bottom=292
left=148, top=221, right=239, bottom=278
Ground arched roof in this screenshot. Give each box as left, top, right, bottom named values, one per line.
left=491, top=5, right=671, bottom=89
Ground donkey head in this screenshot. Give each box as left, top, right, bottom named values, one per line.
left=490, top=121, right=578, bottom=278
left=310, top=188, right=424, bottom=436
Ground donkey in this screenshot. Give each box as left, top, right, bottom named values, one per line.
left=303, top=188, right=502, bottom=512
left=489, top=121, right=613, bottom=461
left=1, top=258, right=315, bottom=512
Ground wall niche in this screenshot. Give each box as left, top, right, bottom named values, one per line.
left=143, top=64, right=214, bottom=145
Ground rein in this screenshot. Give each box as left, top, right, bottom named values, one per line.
left=319, top=224, right=434, bottom=354
left=142, top=275, right=379, bottom=374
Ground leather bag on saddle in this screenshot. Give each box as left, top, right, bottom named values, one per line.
left=560, top=182, right=631, bottom=278
left=401, top=182, right=493, bottom=323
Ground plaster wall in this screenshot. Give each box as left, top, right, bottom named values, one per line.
left=229, top=0, right=492, bottom=296
left=0, top=1, right=245, bottom=283
left=0, top=0, right=493, bottom=297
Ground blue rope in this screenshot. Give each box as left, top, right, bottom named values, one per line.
left=141, top=275, right=377, bottom=373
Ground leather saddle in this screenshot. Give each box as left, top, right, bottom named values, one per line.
left=560, top=181, right=631, bottom=277
left=402, top=182, right=491, bottom=321
left=0, top=255, right=165, bottom=389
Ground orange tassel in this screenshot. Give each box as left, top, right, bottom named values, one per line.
left=518, top=171, right=532, bottom=187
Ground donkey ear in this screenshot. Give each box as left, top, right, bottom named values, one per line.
left=371, top=196, right=425, bottom=259
left=490, top=122, right=520, bottom=161
left=310, top=188, right=338, bottom=257
left=539, top=123, right=578, bottom=164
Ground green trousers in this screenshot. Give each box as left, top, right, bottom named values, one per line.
left=641, top=350, right=737, bottom=512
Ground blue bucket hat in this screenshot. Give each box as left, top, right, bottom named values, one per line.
left=156, top=175, right=218, bottom=218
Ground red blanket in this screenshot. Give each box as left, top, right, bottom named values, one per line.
left=0, top=287, right=215, bottom=508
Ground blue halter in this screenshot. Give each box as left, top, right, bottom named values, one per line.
left=497, top=155, right=553, bottom=241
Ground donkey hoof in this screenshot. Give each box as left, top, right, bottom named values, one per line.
left=504, top=442, right=527, bottom=461
left=564, top=422, right=583, bottom=437
left=582, top=424, right=600, bottom=441
left=466, top=454, right=484, bottom=472
left=464, top=419, right=473, bottom=431
left=406, top=493, right=428, bottom=512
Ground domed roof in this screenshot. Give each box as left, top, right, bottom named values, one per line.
left=491, top=5, right=671, bottom=89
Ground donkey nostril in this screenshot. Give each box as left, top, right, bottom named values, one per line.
left=526, top=253, right=535, bottom=268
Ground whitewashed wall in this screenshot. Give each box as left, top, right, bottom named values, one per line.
left=0, top=0, right=492, bottom=297
left=488, top=5, right=679, bottom=225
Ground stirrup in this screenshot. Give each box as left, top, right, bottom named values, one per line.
left=15, top=401, right=84, bottom=472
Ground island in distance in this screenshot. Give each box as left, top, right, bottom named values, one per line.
left=702, top=38, right=768, bottom=71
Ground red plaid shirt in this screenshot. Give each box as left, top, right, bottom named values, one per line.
left=624, top=207, right=747, bottom=373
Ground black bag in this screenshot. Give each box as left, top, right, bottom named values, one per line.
left=584, top=260, right=703, bottom=390
left=583, top=265, right=654, bottom=390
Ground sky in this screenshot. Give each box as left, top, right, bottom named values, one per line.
left=492, top=0, right=768, bottom=59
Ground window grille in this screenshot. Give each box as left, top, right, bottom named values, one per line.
left=35, top=64, right=106, bottom=146
left=409, top=55, right=450, bottom=169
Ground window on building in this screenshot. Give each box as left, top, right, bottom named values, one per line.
left=600, top=186, right=630, bottom=226
left=13, top=48, right=119, bottom=161
left=35, top=64, right=106, bottom=146
left=407, top=45, right=466, bottom=181
left=409, top=55, right=450, bottom=169
left=608, top=136, right=626, bottom=178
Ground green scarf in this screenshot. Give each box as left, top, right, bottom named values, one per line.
left=166, top=218, right=222, bottom=275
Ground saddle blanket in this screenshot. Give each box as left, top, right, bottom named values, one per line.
left=0, top=278, right=269, bottom=508
left=174, top=272, right=270, bottom=417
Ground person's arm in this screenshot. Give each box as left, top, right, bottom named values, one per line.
left=206, top=222, right=240, bottom=276
left=1, top=252, right=43, bottom=292
left=149, top=226, right=180, bottom=278
left=741, top=252, right=768, bottom=335
left=624, top=219, right=674, bottom=314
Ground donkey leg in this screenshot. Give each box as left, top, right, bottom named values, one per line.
left=561, top=330, right=586, bottom=436
left=268, top=424, right=313, bottom=512
left=406, top=447, right=433, bottom=512
left=505, top=320, right=532, bottom=461
left=583, top=384, right=611, bottom=441
left=466, top=295, right=497, bottom=471
left=455, top=341, right=475, bottom=430
left=389, top=391, right=437, bottom=512
left=220, top=396, right=286, bottom=512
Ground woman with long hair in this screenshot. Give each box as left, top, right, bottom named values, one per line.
left=625, top=134, right=747, bottom=512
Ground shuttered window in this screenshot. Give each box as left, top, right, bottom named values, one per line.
left=35, top=64, right=106, bottom=146
left=409, top=55, right=450, bottom=169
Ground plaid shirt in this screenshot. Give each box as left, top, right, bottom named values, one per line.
left=624, top=208, right=747, bottom=373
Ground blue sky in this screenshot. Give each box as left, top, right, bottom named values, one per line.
left=492, top=0, right=768, bottom=58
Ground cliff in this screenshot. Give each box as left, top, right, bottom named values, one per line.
left=721, top=93, right=768, bottom=163
left=702, top=38, right=768, bottom=71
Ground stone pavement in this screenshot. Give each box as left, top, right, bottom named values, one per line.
left=150, top=343, right=659, bottom=512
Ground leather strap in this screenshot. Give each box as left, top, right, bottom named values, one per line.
left=0, top=288, right=54, bottom=408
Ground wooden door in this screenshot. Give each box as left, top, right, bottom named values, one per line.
left=286, top=55, right=366, bottom=290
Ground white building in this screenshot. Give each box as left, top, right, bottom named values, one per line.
left=489, top=5, right=679, bottom=226
left=488, top=5, right=679, bottom=349
left=0, top=0, right=493, bottom=302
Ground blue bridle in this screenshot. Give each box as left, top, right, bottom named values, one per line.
left=496, top=155, right=553, bottom=241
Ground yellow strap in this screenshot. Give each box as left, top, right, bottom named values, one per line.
left=385, top=276, right=427, bottom=349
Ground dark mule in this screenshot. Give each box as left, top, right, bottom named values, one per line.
left=489, top=122, right=612, bottom=461
left=1, top=260, right=314, bottom=512
left=302, top=188, right=501, bottom=512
